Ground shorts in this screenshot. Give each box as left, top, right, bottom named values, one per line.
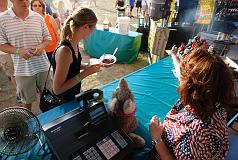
left=136, top=1, right=142, bottom=8
left=130, top=5, right=134, bottom=12
left=15, top=71, right=52, bottom=104
left=0, top=54, right=14, bottom=77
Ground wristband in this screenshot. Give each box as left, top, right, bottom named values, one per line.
left=75, top=74, right=81, bottom=83
left=151, top=138, right=163, bottom=146
left=16, top=48, right=20, bottom=55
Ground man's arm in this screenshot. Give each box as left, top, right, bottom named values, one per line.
left=31, top=37, right=51, bottom=56
left=31, top=15, right=51, bottom=56
left=0, top=43, right=33, bottom=60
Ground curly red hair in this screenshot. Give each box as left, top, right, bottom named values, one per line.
left=178, top=47, right=235, bottom=120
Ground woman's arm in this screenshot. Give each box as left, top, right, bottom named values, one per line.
left=80, top=62, right=89, bottom=70
left=150, top=115, right=174, bottom=160
left=171, top=53, right=181, bottom=79
left=168, top=46, right=181, bottom=80
left=53, top=46, right=101, bottom=95
left=53, top=46, right=75, bottom=95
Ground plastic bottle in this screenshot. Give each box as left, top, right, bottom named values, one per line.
left=93, top=92, right=104, bottom=102
left=88, top=92, right=102, bottom=107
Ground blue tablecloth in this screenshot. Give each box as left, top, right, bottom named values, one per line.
left=83, top=25, right=142, bottom=64
left=4, top=57, right=238, bottom=160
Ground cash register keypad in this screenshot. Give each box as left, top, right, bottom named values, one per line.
left=83, top=147, right=102, bottom=160
left=72, top=155, right=82, bottom=160
left=111, top=131, right=128, bottom=149
left=96, top=136, right=120, bottom=160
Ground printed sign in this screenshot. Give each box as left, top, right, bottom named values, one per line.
left=195, top=0, right=215, bottom=24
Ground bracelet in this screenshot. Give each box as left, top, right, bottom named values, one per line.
left=16, top=48, right=20, bottom=55
left=151, top=138, right=163, bottom=146
left=75, top=74, right=81, bottom=83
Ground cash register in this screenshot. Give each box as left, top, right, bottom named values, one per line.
left=42, top=89, right=133, bottom=160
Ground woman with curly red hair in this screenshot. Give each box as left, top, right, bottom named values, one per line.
left=149, top=47, right=235, bottom=159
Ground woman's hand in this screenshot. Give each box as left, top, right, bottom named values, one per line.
left=87, top=64, right=101, bottom=75
left=167, top=45, right=177, bottom=56
left=150, top=115, right=174, bottom=160
left=149, top=115, right=164, bottom=141
left=80, top=62, right=89, bottom=70
left=235, top=40, right=238, bottom=45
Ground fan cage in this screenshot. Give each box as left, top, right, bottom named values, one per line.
left=0, top=107, right=44, bottom=156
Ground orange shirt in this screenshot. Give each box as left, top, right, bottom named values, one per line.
left=44, top=15, right=58, bottom=53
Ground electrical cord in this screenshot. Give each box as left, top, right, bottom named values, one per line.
left=1, top=155, right=9, bottom=160
left=37, top=141, right=51, bottom=157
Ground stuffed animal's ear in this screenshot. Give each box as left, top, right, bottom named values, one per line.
left=108, top=98, right=118, bottom=113
left=123, top=99, right=136, bottom=114
left=112, top=87, right=119, bottom=98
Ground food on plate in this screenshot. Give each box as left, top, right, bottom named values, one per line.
left=102, top=58, right=114, bottom=64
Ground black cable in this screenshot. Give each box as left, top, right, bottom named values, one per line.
left=37, top=141, right=51, bottom=157
left=1, top=155, right=9, bottom=160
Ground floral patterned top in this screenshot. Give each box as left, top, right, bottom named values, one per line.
left=162, top=99, right=228, bottom=160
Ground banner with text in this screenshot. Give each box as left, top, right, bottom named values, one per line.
left=195, top=0, right=215, bottom=24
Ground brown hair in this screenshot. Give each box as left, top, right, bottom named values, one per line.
left=61, top=8, right=97, bottom=41
left=178, top=47, right=235, bottom=120
left=30, top=0, right=46, bottom=15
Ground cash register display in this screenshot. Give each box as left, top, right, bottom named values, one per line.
left=96, top=136, right=120, bottom=160
left=89, top=105, right=105, bottom=120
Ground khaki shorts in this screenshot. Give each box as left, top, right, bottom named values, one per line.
left=15, top=71, right=52, bottom=104
left=0, top=54, right=14, bottom=77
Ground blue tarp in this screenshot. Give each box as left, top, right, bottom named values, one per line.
left=5, top=57, right=238, bottom=160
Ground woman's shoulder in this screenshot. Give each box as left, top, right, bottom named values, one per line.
left=48, top=14, right=56, bottom=23
left=54, top=42, right=71, bottom=56
left=54, top=45, right=73, bottom=66
left=163, top=108, right=228, bottom=159
left=56, top=44, right=72, bottom=55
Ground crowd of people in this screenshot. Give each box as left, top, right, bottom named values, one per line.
left=115, top=0, right=149, bottom=18
left=0, top=0, right=149, bottom=108
left=0, top=0, right=101, bottom=110
left=0, top=0, right=151, bottom=108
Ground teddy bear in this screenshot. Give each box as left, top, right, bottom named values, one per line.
left=108, top=78, right=145, bottom=148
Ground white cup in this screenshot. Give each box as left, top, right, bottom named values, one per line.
left=89, top=58, right=101, bottom=66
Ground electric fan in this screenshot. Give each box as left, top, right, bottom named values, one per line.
left=0, top=107, right=44, bottom=157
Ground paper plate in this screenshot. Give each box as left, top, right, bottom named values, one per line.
left=99, top=54, right=117, bottom=67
